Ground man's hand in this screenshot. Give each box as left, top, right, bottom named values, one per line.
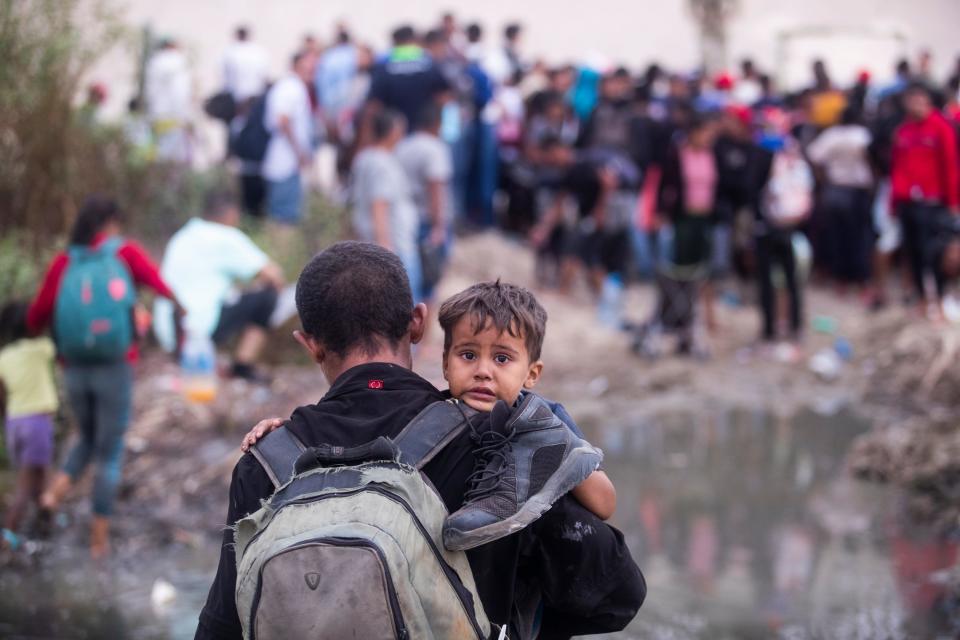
left=240, top=417, right=285, bottom=452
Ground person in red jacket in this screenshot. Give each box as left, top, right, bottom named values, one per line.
left=29, top=195, right=182, bottom=559
left=890, top=82, right=960, bottom=317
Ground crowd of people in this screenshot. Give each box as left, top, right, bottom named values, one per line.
left=194, top=15, right=960, bottom=351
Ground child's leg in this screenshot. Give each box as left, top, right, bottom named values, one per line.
left=4, top=466, right=33, bottom=534
left=755, top=234, right=776, bottom=340
left=780, top=234, right=803, bottom=338
left=570, top=470, right=616, bottom=521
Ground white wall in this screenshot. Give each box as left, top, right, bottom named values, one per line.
left=89, top=0, right=960, bottom=116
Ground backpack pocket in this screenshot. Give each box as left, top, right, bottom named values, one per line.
left=251, top=536, right=408, bottom=640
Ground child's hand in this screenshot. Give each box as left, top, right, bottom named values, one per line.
left=240, top=417, right=285, bottom=452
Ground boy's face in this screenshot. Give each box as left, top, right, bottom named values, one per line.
left=442, top=317, right=543, bottom=413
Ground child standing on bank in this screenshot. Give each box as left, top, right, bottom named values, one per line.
left=0, top=302, right=58, bottom=547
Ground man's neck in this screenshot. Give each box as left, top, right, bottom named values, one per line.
left=324, top=347, right=413, bottom=384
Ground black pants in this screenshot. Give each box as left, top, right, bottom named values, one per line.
left=211, top=286, right=278, bottom=346
left=240, top=173, right=267, bottom=218
left=822, top=185, right=873, bottom=283
left=901, top=202, right=946, bottom=300
left=756, top=229, right=802, bottom=340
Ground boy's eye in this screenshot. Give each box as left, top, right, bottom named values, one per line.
left=494, top=354, right=511, bottom=364
left=459, top=351, right=476, bottom=361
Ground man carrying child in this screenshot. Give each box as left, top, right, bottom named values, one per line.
left=196, top=241, right=644, bottom=639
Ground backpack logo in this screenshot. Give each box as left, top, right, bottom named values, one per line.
left=108, top=277, right=128, bottom=301
left=304, top=572, right=322, bottom=591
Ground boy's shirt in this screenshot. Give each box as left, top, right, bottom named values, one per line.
left=0, top=337, right=58, bottom=418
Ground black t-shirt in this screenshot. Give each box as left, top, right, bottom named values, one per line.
left=368, top=52, right=450, bottom=129
left=195, top=362, right=645, bottom=640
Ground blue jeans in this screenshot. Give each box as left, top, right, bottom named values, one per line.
left=267, top=172, right=303, bottom=224
left=62, top=361, right=133, bottom=516
left=631, top=226, right=673, bottom=277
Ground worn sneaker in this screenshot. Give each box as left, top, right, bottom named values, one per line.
left=443, top=394, right=603, bottom=551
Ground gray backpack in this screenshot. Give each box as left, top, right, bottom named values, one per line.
left=234, top=400, right=493, bottom=640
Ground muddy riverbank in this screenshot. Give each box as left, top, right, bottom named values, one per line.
left=2, top=232, right=958, bottom=638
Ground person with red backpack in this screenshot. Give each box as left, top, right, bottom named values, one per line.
left=27, top=195, right=182, bottom=559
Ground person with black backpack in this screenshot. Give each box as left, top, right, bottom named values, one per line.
left=195, top=241, right=645, bottom=640
left=27, top=195, right=183, bottom=558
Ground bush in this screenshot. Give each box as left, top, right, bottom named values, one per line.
left=0, top=0, right=126, bottom=237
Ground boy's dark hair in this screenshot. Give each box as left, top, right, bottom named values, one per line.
left=504, top=23, right=521, bottom=41
left=236, top=26, right=249, bottom=41
left=0, top=301, right=29, bottom=346
left=70, top=194, right=123, bottom=246
left=295, top=241, right=413, bottom=357
left=438, top=280, right=547, bottom=362
left=466, top=23, right=482, bottom=43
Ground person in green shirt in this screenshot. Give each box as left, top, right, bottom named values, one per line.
left=0, top=302, right=59, bottom=547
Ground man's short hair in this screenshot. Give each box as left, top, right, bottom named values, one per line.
left=372, top=108, right=406, bottom=141
left=504, top=23, right=522, bottom=41
left=423, top=28, right=445, bottom=47
left=296, top=242, right=414, bottom=357
left=236, top=26, right=249, bottom=41
left=204, top=189, right=237, bottom=219
left=392, top=25, right=416, bottom=46
left=438, top=280, right=547, bottom=362
left=466, top=23, right=482, bottom=43
left=904, top=81, right=931, bottom=98
left=415, top=103, right=443, bottom=131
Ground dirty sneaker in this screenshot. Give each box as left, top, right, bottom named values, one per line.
left=443, top=394, right=603, bottom=551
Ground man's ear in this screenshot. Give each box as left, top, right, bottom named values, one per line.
left=523, top=360, right=544, bottom=389
left=293, top=330, right=325, bottom=364
left=409, top=303, right=428, bottom=345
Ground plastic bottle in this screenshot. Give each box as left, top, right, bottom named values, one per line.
left=180, top=331, right=217, bottom=403
left=598, top=273, right=624, bottom=330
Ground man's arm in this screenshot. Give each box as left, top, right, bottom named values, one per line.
left=195, top=455, right=274, bottom=640
left=371, top=199, right=393, bottom=250
left=277, top=114, right=310, bottom=169
left=426, top=179, right=447, bottom=246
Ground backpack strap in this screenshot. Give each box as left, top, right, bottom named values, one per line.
left=392, top=400, right=478, bottom=470
left=249, top=425, right=307, bottom=488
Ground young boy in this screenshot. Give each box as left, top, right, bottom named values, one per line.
left=0, top=302, right=59, bottom=548
left=438, top=280, right=616, bottom=549
left=240, top=280, right=616, bottom=548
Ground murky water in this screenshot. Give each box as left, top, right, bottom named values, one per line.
left=2, top=407, right=957, bottom=639
left=591, top=408, right=960, bottom=640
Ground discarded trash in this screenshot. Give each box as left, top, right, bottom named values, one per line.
left=587, top=376, right=609, bottom=397
left=773, top=342, right=801, bottom=364
left=811, top=315, right=838, bottom=335
left=833, top=337, right=853, bottom=361
left=808, top=349, right=842, bottom=381
left=720, top=290, right=743, bottom=307
left=151, top=579, right=177, bottom=610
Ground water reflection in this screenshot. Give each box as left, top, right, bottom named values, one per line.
left=2, top=408, right=958, bottom=639
left=595, top=408, right=959, bottom=639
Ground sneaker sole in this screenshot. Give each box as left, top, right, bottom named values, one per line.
left=443, top=444, right=603, bottom=551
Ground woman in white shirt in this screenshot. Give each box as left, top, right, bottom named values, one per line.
left=807, top=107, right=875, bottom=291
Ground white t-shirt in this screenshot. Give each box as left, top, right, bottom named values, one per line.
left=223, top=40, right=269, bottom=102
left=153, top=218, right=269, bottom=350
left=395, top=132, right=453, bottom=223
left=262, top=74, right=313, bottom=182
left=350, top=148, right=419, bottom=259
left=806, top=124, right=873, bottom=188
left=145, top=48, right=192, bottom=122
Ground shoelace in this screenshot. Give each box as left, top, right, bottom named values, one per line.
left=463, top=419, right=516, bottom=502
